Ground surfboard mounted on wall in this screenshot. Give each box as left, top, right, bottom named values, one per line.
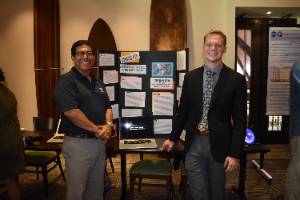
left=150, top=0, right=187, bottom=50
left=88, top=18, right=117, bottom=51
left=88, top=18, right=117, bottom=75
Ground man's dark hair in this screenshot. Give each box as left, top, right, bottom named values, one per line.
left=71, top=40, right=95, bottom=57
left=0, top=68, right=5, bottom=82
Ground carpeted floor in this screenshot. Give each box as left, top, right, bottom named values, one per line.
left=0, top=144, right=290, bottom=200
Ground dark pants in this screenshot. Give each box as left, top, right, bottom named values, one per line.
left=185, top=135, right=226, bottom=200
left=286, top=136, right=300, bottom=200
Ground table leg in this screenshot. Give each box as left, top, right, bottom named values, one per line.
left=259, top=152, right=265, bottom=168
left=239, top=152, right=247, bottom=192
left=232, top=151, right=247, bottom=200
left=120, top=152, right=127, bottom=200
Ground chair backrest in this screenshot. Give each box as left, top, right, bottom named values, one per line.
left=32, top=117, right=59, bottom=132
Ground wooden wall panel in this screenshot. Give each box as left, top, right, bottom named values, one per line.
left=34, top=0, right=60, bottom=118
left=150, top=0, right=187, bottom=50
left=88, top=18, right=117, bottom=77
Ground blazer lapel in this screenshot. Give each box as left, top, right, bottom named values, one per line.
left=195, top=67, right=204, bottom=112
left=210, top=66, right=227, bottom=107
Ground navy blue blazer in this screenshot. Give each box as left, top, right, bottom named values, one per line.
left=170, top=64, right=247, bottom=162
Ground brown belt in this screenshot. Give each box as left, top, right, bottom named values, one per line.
left=195, top=130, right=209, bottom=137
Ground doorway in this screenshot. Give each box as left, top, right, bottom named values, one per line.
left=235, top=7, right=300, bottom=144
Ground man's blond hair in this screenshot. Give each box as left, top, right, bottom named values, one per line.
left=204, top=30, right=227, bottom=46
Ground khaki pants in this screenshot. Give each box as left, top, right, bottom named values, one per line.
left=286, top=136, right=300, bottom=200
left=63, top=136, right=106, bottom=200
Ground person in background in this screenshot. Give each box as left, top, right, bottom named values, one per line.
left=54, top=40, right=113, bottom=200
left=0, top=68, right=24, bottom=200
left=286, top=58, right=300, bottom=200
left=162, top=30, right=247, bottom=200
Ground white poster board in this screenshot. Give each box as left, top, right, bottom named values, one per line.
left=266, top=27, right=300, bottom=115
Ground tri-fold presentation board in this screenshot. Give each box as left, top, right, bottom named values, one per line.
left=98, top=49, right=189, bottom=136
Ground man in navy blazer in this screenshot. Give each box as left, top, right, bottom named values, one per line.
left=162, top=30, right=247, bottom=200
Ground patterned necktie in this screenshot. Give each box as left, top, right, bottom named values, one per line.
left=198, top=70, right=216, bottom=131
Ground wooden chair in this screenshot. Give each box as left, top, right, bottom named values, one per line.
left=24, top=117, right=65, bottom=196
left=129, top=159, right=173, bottom=200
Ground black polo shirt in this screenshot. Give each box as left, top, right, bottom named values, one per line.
left=54, top=67, right=111, bottom=135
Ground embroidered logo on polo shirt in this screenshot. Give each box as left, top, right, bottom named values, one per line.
left=98, top=87, right=104, bottom=93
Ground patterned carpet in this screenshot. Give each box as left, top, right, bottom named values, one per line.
left=0, top=144, right=289, bottom=200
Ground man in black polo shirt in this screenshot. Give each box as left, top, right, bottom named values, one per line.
left=54, top=40, right=113, bottom=200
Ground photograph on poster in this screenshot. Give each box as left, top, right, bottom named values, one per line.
left=152, top=62, right=173, bottom=77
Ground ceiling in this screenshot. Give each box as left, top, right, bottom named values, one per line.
left=236, top=7, right=300, bottom=19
